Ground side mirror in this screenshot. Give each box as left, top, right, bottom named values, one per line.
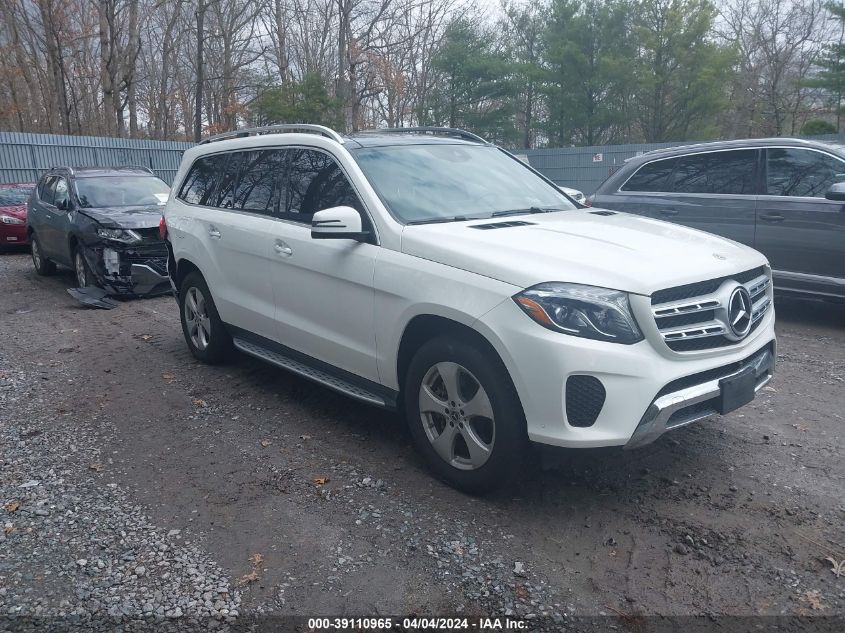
left=311, top=206, right=369, bottom=241
left=55, top=198, right=69, bottom=211
left=825, top=182, right=845, bottom=202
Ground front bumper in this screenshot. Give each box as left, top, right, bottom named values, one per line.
left=475, top=297, right=777, bottom=448
left=624, top=344, right=774, bottom=449
left=80, top=242, right=171, bottom=297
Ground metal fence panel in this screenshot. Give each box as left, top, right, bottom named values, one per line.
left=0, top=131, right=194, bottom=185
left=4, top=130, right=845, bottom=193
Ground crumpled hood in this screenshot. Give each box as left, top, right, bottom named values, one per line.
left=0, top=205, right=27, bottom=220
left=400, top=208, right=768, bottom=295
left=77, top=205, right=164, bottom=229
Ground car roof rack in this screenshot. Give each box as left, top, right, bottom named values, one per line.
left=200, top=124, right=345, bottom=145
left=121, top=165, right=155, bottom=174
left=356, top=127, right=490, bottom=145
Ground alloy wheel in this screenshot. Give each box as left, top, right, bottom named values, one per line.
left=418, top=361, right=496, bottom=471
left=74, top=251, right=88, bottom=287
left=184, top=286, right=211, bottom=351
left=31, top=240, right=41, bottom=269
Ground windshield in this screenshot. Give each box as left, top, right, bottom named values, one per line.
left=352, top=144, right=575, bottom=223
left=75, top=176, right=170, bottom=208
left=0, top=186, right=34, bottom=207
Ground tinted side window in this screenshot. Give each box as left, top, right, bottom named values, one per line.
left=233, top=150, right=284, bottom=213
left=39, top=176, right=57, bottom=206
left=215, top=153, right=243, bottom=209
left=621, top=158, right=677, bottom=192
left=766, top=148, right=845, bottom=197
left=672, top=150, right=757, bottom=195
left=178, top=155, right=224, bottom=205
left=283, top=149, right=362, bottom=222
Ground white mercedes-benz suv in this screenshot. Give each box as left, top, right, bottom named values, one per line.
left=163, top=125, right=775, bottom=493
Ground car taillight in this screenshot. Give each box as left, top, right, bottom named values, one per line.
left=159, top=216, right=168, bottom=240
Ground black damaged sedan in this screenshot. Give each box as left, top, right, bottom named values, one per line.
left=27, top=167, right=172, bottom=303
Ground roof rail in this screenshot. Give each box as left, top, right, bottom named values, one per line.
left=123, top=165, right=155, bottom=174
left=357, top=127, right=490, bottom=145
left=200, top=124, right=345, bottom=145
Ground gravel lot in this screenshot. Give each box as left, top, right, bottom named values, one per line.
left=1, top=250, right=843, bottom=630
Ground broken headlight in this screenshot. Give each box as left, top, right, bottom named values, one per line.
left=514, top=283, right=643, bottom=344
left=96, top=228, right=141, bottom=243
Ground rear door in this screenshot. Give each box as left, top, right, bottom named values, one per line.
left=177, top=150, right=282, bottom=342
left=755, top=147, right=845, bottom=294
left=655, top=149, right=760, bottom=247
left=29, top=176, right=57, bottom=255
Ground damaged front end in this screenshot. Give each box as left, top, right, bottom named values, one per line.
left=76, top=220, right=172, bottom=298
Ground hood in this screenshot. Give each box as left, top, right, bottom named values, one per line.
left=0, top=205, right=27, bottom=220
left=400, top=208, right=768, bottom=296
left=77, top=205, right=164, bottom=229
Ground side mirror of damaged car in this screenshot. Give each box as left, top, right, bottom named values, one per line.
left=311, top=206, right=370, bottom=241
left=55, top=197, right=70, bottom=211
left=824, top=182, right=845, bottom=203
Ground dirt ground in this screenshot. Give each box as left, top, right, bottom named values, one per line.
left=1, top=249, right=843, bottom=629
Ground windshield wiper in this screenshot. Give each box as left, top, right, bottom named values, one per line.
left=406, top=215, right=470, bottom=225
left=491, top=206, right=562, bottom=218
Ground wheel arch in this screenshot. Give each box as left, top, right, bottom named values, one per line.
left=396, top=314, right=524, bottom=418
left=173, top=257, right=201, bottom=290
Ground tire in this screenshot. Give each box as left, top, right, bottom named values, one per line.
left=30, top=233, right=56, bottom=276
left=73, top=246, right=95, bottom=288
left=179, top=271, right=232, bottom=364
left=404, top=335, right=526, bottom=494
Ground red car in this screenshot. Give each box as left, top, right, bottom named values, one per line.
left=0, top=183, right=35, bottom=249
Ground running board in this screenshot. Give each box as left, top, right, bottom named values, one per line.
left=232, top=337, right=388, bottom=407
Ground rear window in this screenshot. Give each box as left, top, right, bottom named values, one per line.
left=0, top=185, right=34, bottom=207
left=178, top=155, right=226, bottom=205
left=621, top=158, right=678, bottom=192
left=672, top=150, right=757, bottom=195
left=621, top=150, right=757, bottom=195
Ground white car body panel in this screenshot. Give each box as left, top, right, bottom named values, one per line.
left=400, top=209, right=767, bottom=295
left=166, top=131, right=777, bottom=451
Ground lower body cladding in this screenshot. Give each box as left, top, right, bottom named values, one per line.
left=80, top=242, right=171, bottom=297
left=476, top=298, right=777, bottom=449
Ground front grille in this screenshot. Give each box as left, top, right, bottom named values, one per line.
left=651, top=266, right=765, bottom=305
left=565, top=375, right=606, bottom=427
left=651, top=267, right=771, bottom=353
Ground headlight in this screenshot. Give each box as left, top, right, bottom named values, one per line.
left=96, top=227, right=141, bottom=243
left=1, top=215, right=25, bottom=225
left=513, top=283, right=643, bottom=344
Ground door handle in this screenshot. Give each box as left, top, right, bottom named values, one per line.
left=208, top=226, right=221, bottom=239
left=659, top=208, right=678, bottom=217
left=274, top=240, right=293, bottom=257
left=759, top=213, right=784, bottom=223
